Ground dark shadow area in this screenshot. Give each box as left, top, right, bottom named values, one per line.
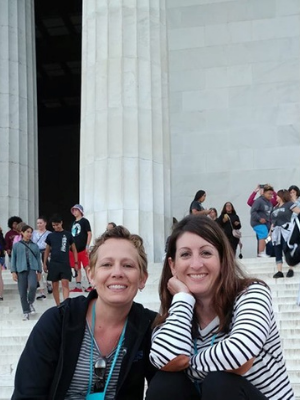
left=35, top=0, right=82, bottom=229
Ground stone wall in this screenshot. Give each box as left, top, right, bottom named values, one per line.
left=167, top=0, right=300, bottom=256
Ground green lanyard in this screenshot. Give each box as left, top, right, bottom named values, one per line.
left=87, top=302, right=128, bottom=397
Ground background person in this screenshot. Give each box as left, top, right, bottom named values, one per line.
left=207, top=208, right=217, bottom=221
left=189, top=190, right=211, bottom=216
left=0, top=227, right=5, bottom=300
left=247, top=184, right=277, bottom=207
left=32, top=216, right=51, bottom=299
left=106, top=222, right=117, bottom=231
left=12, top=226, right=157, bottom=400
left=0, top=263, right=3, bottom=300
left=217, top=202, right=241, bottom=256
left=69, top=204, right=92, bottom=292
left=271, top=190, right=300, bottom=279
left=250, top=184, right=274, bottom=257
left=4, top=216, right=23, bottom=260
left=289, top=185, right=300, bottom=220
left=147, top=215, right=294, bottom=400
left=11, top=225, right=42, bottom=321
left=12, top=222, right=27, bottom=245
left=44, top=214, right=78, bottom=305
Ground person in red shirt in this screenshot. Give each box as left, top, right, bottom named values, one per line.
left=247, top=184, right=277, bottom=207
left=4, top=216, right=23, bottom=258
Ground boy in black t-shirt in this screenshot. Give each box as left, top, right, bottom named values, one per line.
left=69, top=204, right=92, bottom=293
left=44, top=215, right=78, bottom=305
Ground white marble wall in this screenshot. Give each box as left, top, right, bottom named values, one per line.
left=80, top=0, right=171, bottom=261
left=0, top=0, right=38, bottom=228
left=167, top=0, right=300, bottom=257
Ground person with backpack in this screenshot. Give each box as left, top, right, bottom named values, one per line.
left=11, top=225, right=42, bottom=320
left=271, top=190, right=300, bottom=278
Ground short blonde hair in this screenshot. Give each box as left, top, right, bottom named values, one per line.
left=89, top=226, right=148, bottom=278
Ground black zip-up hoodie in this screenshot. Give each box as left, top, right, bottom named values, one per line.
left=12, top=291, right=157, bottom=400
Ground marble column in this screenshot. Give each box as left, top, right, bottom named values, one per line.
left=80, top=0, right=171, bottom=261
left=0, top=0, right=38, bottom=226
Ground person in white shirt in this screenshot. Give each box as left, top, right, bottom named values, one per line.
left=32, top=216, right=51, bottom=299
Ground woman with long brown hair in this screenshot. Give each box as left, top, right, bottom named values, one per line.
left=146, top=215, right=294, bottom=400
left=217, top=202, right=241, bottom=255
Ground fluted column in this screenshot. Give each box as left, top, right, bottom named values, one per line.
left=0, top=0, right=38, bottom=225
left=80, top=0, right=171, bottom=261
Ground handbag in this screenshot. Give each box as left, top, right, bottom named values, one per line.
left=232, top=229, right=242, bottom=239
left=228, top=217, right=242, bottom=239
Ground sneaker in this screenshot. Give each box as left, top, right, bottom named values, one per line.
left=29, top=304, right=36, bottom=314
left=273, top=271, right=284, bottom=278
left=36, top=294, right=46, bottom=300
left=47, top=283, right=53, bottom=294
left=286, top=269, right=294, bottom=278
left=0, top=297, right=3, bottom=301
left=258, top=252, right=270, bottom=258
left=70, top=287, right=83, bottom=293
left=22, top=313, right=30, bottom=321
left=85, top=286, right=93, bottom=293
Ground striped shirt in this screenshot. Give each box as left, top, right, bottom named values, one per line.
left=65, top=322, right=125, bottom=400
left=150, top=282, right=294, bottom=400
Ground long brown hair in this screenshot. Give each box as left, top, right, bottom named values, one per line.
left=155, top=215, right=266, bottom=334
left=277, top=189, right=291, bottom=204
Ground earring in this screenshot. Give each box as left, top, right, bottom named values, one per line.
left=139, top=288, right=143, bottom=292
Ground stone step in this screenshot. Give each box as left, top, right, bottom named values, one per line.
left=1, top=258, right=300, bottom=400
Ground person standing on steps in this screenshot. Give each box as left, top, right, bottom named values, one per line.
left=12, top=222, right=27, bottom=245
left=69, top=204, right=93, bottom=293
left=11, top=225, right=42, bottom=321
left=250, top=185, right=274, bottom=258
left=44, top=214, right=78, bottom=306
left=4, top=216, right=23, bottom=266
left=271, top=190, right=300, bottom=279
left=32, top=216, right=52, bottom=299
left=217, top=202, right=241, bottom=256
left=289, top=185, right=300, bottom=220
left=189, top=190, right=212, bottom=217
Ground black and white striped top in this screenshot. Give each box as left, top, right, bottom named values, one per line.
left=65, top=323, right=125, bottom=400
left=150, top=282, right=295, bottom=400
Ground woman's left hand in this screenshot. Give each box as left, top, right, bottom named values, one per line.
left=167, top=276, right=190, bottom=296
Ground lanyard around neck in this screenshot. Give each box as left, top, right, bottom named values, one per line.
left=193, top=333, right=216, bottom=394
left=87, top=302, right=128, bottom=396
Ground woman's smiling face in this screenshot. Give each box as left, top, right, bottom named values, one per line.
left=88, top=238, right=147, bottom=308
left=168, top=232, right=221, bottom=302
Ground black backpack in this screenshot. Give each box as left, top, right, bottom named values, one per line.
left=283, top=215, right=300, bottom=266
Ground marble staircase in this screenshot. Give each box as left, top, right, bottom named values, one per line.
left=0, top=258, right=300, bottom=399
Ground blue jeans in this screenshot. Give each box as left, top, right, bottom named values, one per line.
left=17, top=270, right=38, bottom=313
